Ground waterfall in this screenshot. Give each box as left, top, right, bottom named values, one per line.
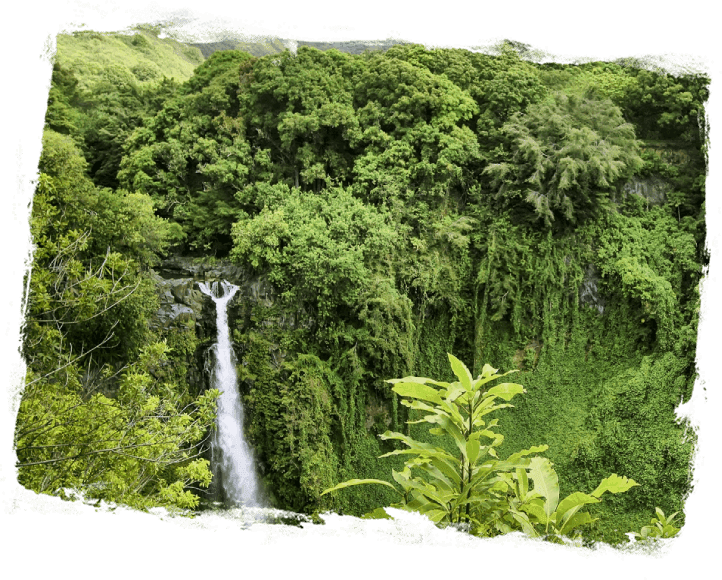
left=199, top=280, right=261, bottom=508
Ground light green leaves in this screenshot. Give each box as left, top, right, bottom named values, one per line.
left=323, top=353, right=639, bottom=541
left=320, top=478, right=402, bottom=497
left=324, top=354, right=542, bottom=533
left=631, top=507, right=681, bottom=541
left=466, top=438, right=481, bottom=465
left=391, top=381, right=443, bottom=405
left=590, top=473, right=640, bottom=498
left=515, top=457, right=638, bottom=538
left=528, top=457, right=559, bottom=519
left=486, top=382, right=525, bottom=401
left=449, top=353, right=473, bottom=391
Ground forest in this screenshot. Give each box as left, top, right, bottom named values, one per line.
left=14, top=25, right=709, bottom=545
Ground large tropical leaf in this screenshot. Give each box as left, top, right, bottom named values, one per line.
left=486, top=382, right=525, bottom=401
left=590, top=473, right=639, bottom=498
left=379, top=430, right=437, bottom=450
left=448, top=353, right=473, bottom=391
left=386, top=376, right=451, bottom=388
left=378, top=446, right=458, bottom=463
left=558, top=511, right=597, bottom=536
left=392, top=381, right=443, bottom=405
left=556, top=491, right=600, bottom=523
left=466, top=437, right=481, bottom=464
left=528, top=457, right=559, bottom=518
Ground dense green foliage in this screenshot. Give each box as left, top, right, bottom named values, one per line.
left=323, top=354, right=638, bottom=540
left=16, top=129, right=217, bottom=510
left=19, top=34, right=708, bottom=543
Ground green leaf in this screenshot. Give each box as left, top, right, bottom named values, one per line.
left=558, top=511, right=597, bottom=536
left=528, top=457, right=559, bottom=518
left=448, top=353, right=473, bottom=391
left=509, top=508, right=540, bottom=537
left=466, top=438, right=481, bottom=464
left=321, top=478, right=401, bottom=496
left=361, top=507, right=393, bottom=520
left=379, top=431, right=436, bottom=450
left=473, top=366, right=517, bottom=391
left=379, top=448, right=462, bottom=477
left=438, top=398, right=467, bottom=426
left=479, top=363, right=498, bottom=379
left=386, top=376, right=451, bottom=388
left=590, top=474, right=639, bottom=498
left=425, top=414, right=467, bottom=457
left=392, top=382, right=443, bottom=405
left=516, top=467, right=529, bottom=500
left=486, top=382, right=525, bottom=401
left=520, top=498, right=548, bottom=525
left=556, top=492, right=600, bottom=522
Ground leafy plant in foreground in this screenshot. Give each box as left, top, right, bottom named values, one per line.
left=323, top=354, right=638, bottom=539
left=501, top=458, right=638, bottom=540
left=631, top=507, right=681, bottom=542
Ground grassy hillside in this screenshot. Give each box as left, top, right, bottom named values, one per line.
left=55, top=25, right=204, bottom=90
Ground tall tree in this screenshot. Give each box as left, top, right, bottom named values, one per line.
left=485, top=92, right=643, bottom=227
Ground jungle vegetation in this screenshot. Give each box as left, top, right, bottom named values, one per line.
left=15, top=29, right=709, bottom=544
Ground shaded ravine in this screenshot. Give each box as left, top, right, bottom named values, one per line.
left=199, top=280, right=262, bottom=507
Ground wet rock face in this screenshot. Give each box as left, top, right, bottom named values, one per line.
left=580, top=264, right=605, bottom=315
left=149, top=257, right=275, bottom=334
left=149, top=271, right=207, bottom=333
left=148, top=257, right=313, bottom=396
left=622, top=175, right=671, bottom=207
left=157, top=256, right=247, bottom=285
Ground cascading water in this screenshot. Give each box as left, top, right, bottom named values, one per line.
left=199, top=280, right=261, bottom=508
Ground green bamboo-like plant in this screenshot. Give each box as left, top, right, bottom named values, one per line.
left=322, top=354, right=548, bottom=534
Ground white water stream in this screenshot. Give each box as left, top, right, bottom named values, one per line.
left=199, top=280, right=261, bottom=507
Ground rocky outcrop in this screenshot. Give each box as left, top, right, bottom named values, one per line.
left=148, top=256, right=313, bottom=402
left=149, top=257, right=276, bottom=333
left=622, top=175, right=671, bottom=207
left=149, top=254, right=317, bottom=337
left=149, top=271, right=206, bottom=332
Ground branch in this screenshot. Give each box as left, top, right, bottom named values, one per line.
left=22, top=323, right=118, bottom=388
